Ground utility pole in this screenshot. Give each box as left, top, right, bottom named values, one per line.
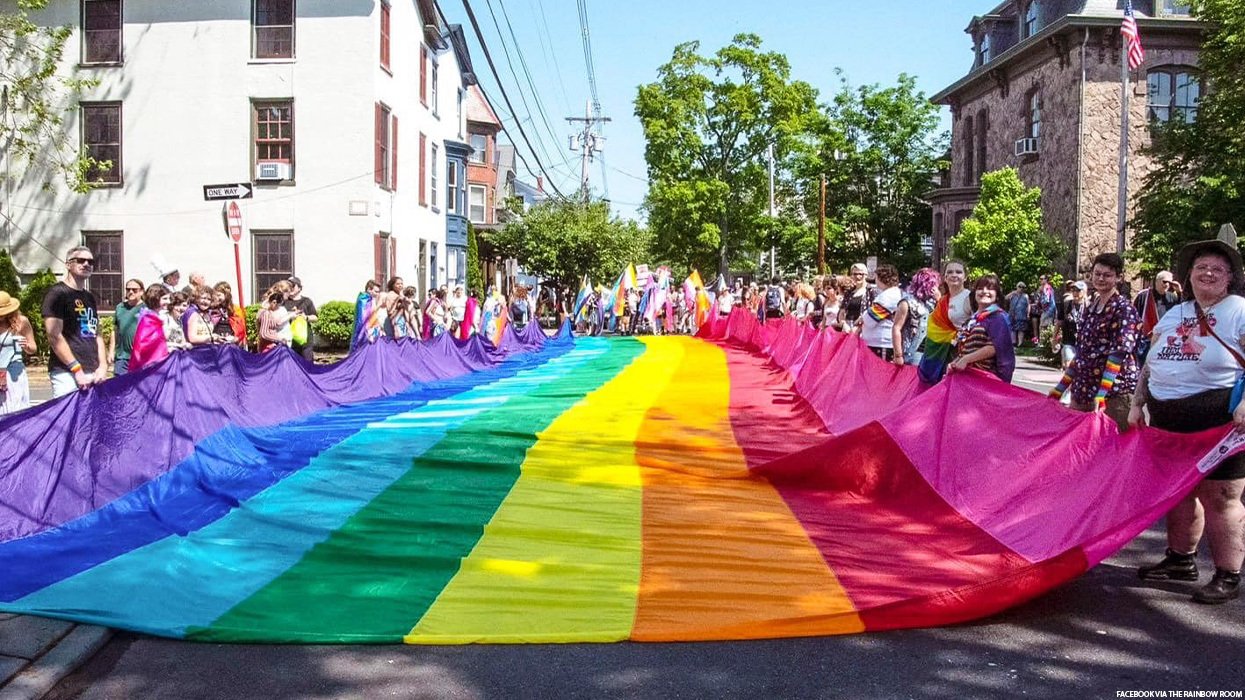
left=818, top=174, right=826, bottom=276
left=566, top=100, right=610, bottom=202
left=767, top=143, right=776, bottom=279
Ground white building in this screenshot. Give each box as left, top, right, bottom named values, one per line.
left=2, top=0, right=476, bottom=308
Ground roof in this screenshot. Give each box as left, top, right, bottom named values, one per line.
left=465, top=84, right=501, bottom=128
left=933, top=0, right=1205, bottom=104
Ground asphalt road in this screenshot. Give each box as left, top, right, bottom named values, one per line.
left=45, top=524, right=1244, bottom=700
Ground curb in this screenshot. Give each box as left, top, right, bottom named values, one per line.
left=0, top=625, right=112, bottom=700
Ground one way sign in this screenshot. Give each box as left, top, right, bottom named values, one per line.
left=203, top=183, right=254, bottom=201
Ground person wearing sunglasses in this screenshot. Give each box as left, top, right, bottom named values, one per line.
left=108, top=278, right=145, bottom=376
left=42, top=246, right=106, bottom=396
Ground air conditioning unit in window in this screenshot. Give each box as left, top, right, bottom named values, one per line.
left=1014, top=137, right=1039, bottom=156
left=256, top=161, right=292, bottom=181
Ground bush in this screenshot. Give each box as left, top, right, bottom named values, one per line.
left=244, top=304, right=261, bottom=351
left=19, top=269, right=57, bottom=362
left=98, top=314, right=115, bottom=350
left=313, top=300, right=355, bottom=350
left=0, top=250, right=20, bottom=297
left=1036, top=324, right=1063, bottom=368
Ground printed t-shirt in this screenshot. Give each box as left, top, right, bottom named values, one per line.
left=860, top=286, right=901, bottom=349
left=41, top=283, right=101, bottom=373
left=1147, top=296, right=1245, bottom=401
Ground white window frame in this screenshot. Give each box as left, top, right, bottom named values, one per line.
left=447, top=160, right=458, bottom=214
left=468, top=184, right=486, bottom=224
left=430, top=144, right=439, bottom=209
left=430, top=57, right=440, bottom=117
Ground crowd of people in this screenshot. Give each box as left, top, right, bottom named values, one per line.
left=1, top=239, right=1242, bottom=605
left=708, top=243, right=1242, bottom=606
left=0, top=247, right=319, bottom=412
left=348, top=278, right=537, bottom=348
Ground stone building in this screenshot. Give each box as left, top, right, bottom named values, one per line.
left=929, top=0, right=1203, bottom=276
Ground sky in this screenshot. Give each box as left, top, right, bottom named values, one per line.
left=445, top=0, right=991, bottom=221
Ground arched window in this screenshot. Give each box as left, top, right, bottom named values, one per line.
left=1147, top=68, right=1200, bottom=124
left=1023, top=2, right=1039, bottom=38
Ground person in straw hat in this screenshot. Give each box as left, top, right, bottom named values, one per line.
left=1130, top=225, right=1245, bottom=605
left=0, top=289, right=37, bottom=415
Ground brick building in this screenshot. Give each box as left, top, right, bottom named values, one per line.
left=929, top=0, right=1203, bottom=276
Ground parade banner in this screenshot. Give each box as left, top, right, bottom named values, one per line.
left=0, top=312, right=1232, bottom=643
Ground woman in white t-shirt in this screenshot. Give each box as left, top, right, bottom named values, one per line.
left=859, top=264, right=902, bottom=362
left=1130, top=238, right=1245, bottom=605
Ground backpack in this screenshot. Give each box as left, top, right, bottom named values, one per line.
left=765, top=287, right=782, bottom=312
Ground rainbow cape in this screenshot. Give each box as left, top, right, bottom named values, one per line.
left=0, top=311, right=1234, bottom=643
left=917, top=294, right=958, bottom=384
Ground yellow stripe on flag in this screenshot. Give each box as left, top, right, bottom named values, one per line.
left=405, top=339, right=681, bottom=644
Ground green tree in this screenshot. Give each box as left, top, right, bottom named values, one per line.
left=1132, top=0, right=1245, bottom=274
left=635, top=34, right=819, bottom=276
left=801, top=73, right=948, bottom=272
left=2, top=0, right=106, bottom=192
left=952, top=168, right=1063, bottom=290
left=0, top=249, right=21, bottom=294
left=18, top=268, right=55, bottom=360
left=466, top=224, right=484, bottom=293
left=489, top=199, right=651, bottom=290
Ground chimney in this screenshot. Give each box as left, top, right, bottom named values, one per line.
left=536, top=176, right=544, bottom=192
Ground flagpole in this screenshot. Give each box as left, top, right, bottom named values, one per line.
left=1116, top=34, right=1130, bottom=253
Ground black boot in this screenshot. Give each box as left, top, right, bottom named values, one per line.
left=1138, top=548, right=1199, bottom=582
left=1192, top=569, right=1241, bottom=605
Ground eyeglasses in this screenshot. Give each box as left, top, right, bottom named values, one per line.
left=124, top=286, right=142, bottom=292
left=67, top=257, right=94, bottom=266
left=1193, top=264, right=1230, bottom=276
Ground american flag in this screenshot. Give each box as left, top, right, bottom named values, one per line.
left=1121, top=0, right=1146, bottom=70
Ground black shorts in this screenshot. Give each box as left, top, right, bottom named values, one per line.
left=868, top=346, right=895, bottom=362
left=1149, top=387, right=1245, bottom=480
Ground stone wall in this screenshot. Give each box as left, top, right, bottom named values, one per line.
left=1079, top=43, right=1200, bottom=273
left=941, top=28, right=1201, bottom=278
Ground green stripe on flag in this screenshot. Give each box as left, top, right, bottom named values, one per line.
left=190, top=338, right=644, bottom=643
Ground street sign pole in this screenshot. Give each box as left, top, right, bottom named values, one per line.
left=225, top=201, right=245, bottom=306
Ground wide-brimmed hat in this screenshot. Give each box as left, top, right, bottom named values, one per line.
left=1175, top=224, right=1242, bottom=282
left=0, top=291, right=19, bottom=316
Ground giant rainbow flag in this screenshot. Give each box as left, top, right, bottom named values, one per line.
left=0, top=311, right=1233, bottom=643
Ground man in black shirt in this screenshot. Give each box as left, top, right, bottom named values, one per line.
left=43, top=245, right=107, bottom=397
left=284, top=277, right=318, bottom=362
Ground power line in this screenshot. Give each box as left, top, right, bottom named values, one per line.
left=482, top=0, right=570, bottom=178
left=491, top=0, right=574, bottom=176
left=574, top=0, right=608, bottom=200
left=530, top=0, right=573, bottom=115
left=460, top=0, right=567, bottom=199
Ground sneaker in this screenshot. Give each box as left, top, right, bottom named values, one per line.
left=1138, top=549, right=1199, bottom=581
left=1192, top=569, right=1241, bottom=605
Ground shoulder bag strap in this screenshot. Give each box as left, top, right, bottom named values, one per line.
left=1194, top=302, right=1245, bottom=369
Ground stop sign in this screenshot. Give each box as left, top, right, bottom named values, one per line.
left=226, top=202, right=243, bottom=243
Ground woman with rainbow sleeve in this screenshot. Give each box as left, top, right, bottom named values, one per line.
left=1047, top=253, right=1140, bottom=430
left=918, top=261, right=971, bottom=383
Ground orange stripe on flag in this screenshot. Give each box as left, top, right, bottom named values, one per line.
left=631, top=337, right=863, bottom=641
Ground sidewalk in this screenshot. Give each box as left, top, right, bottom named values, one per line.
left=3, top=366, right=107, bottom=700
left=0, top=615, right=111, bottom=700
